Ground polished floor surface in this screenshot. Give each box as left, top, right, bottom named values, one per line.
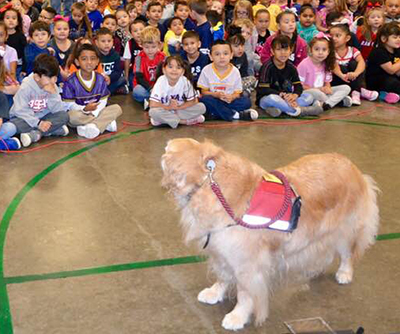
left=1, top=96, right=399, bottom=334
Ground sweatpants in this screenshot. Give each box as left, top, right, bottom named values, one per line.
left=199, top=95, right=251, bottom=121
left=68, top=105, right=122, bottom=133
left=304, top=85, right=351, bottom=108
left=9, top=111, right=69, bottom=135
left=149, top=103, right=206, bottom=128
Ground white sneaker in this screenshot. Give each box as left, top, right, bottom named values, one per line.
left=342, top=96, right=353, bottom=107
left=105, top=120, right=117, bottom=132
left=60, top=125, right=69, bottom=136
left=150, top=118, right=162, bottom=126
left=351, top=91, right=361, bottom=106
left=143, top=99, right=149, bottom=111
left=20, top=133, right=32, bottom=147
left=77, top=123, right=100, bottom=139
left=186, top=115, right=205, bottom=125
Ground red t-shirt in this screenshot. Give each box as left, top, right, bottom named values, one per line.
left=356, top=27, right=377, bottom=60
left=133, top=51, right=165, bottom=88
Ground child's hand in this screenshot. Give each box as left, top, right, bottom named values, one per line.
left=221, top=93, right=234, bottom=103
left=339, top=73, right=349, bottom=82
left=103, top=74, right=111, bottom=85
left=346, top=72, right=357, bottom=81
left=59, top=66, right=70, bottom=80
left=43, top=83, right=57, bottom=94
left=38, top=120, right=52, bottom=132
left=84, top=103, right=99, bottom=112
left=169, top=99, right=179, bottom=110
left=47, top=47, right=56, bottom=56
left=0, top=118, right=3, bottom=128
left=320, top=86, right=332, bottom=95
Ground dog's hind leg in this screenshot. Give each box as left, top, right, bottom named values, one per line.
left=198, top=281, right=228, bottom=305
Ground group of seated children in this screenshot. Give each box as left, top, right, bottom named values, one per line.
left=2, top=0, right=400, bottom=151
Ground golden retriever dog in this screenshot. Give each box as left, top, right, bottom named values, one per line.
left=161, top=138, right=379, bottom=331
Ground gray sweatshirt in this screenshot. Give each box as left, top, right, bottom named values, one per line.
left=9, top=74, right=65, bottom=128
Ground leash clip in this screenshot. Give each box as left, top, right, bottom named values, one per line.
left=206, top=159, right=216, bottom=184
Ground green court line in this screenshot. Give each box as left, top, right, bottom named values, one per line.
left=1, top=118, right=400, bottom=334
left=376, top=233, right=400, bottom=241
left=3, top=256, right=206, bottom=285
left=0, top=128, right=152, bottom=334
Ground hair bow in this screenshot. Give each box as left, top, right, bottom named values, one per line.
left=53, top=15, right=69, bottom=22
left=367, top=1, right=381, bottom=8
left=331, top=18, right=350, bottom=26
left=315, top=31, right=330, bottom=40
left=284, top=7, right=298, bottom=16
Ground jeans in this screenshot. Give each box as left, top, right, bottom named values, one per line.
left=199, top=95, right=252, bottom=121
left=259, top=93, right=313, bottom=115
left=9, top=111, right=69, bottom=135
left=0, top=122, right=17, bottom=139
left=132, top=85, right=151, bottom=103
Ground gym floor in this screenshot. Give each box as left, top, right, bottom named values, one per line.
left=1, top=96, right=399, bottom=334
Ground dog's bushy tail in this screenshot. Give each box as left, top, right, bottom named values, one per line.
left=353, top=174, right=380, bottom=260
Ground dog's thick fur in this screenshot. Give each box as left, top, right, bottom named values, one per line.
left=161, top=138, right=379, bottom=331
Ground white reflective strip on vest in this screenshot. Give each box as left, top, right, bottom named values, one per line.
left=242, top=214, right=290, bottom=230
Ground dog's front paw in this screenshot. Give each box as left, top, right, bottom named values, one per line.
left=197, top=286, right=224, bottom=305
left=222, top=311, right=248, bottom=331
left=335, top=270, right=353, bottom=284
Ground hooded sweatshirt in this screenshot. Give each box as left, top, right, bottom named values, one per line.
left=9, top=73, right=65, bottom=128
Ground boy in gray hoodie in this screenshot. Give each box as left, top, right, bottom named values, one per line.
left=9, top=54, right=69, bottom=148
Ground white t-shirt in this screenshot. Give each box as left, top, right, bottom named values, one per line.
left=197, top=64, right=243, bottom=95
left=150, top=75, right=197, bottom=106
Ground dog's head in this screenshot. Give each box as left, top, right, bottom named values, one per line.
left=161, top=138, right=222, bottom=205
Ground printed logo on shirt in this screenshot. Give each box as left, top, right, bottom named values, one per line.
left=149, top=66, right=157, bottom=82
left=160, top=94, right=188, bottom=104
left=102, top=62, right=115, bottom=75
left=191, top=66, right=202, bottom=77
left=213, top=85, right=227, bottom=92
left=29, top=98, right=48, bottom=112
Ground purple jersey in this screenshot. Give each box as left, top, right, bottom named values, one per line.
left=62, top=71, right=110, bottom=106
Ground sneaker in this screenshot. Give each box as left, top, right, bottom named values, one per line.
left=77, top=123, right=100, bottom=139
left=342, top=96, right=353, bottom=107
left=115, top=84, right=129, bottom=95
left=105, top=120, right=117, bottom=132
left=143, top=99, right=149, bottom=111
left=240, top=108, right=259, bottom=121
left=0, top=137, right=21, bottom=150
left=150, top=118, right=162, bottom=126
left=185, top=115, right=205, bottom=126
left=361, top=88, right=379, bottom=101
left=351, top=91, right=361, bottom=106
left=264, top=107, right=282, bottom=117
left=379, top=91, right=400, bottom=104
left=50, top=125, right=69, bottom=137
left=300, top=101, right=324, bottom=116
left=20, top=130, right=41, bottom=147
left=286, top=107, right=302, bottom=117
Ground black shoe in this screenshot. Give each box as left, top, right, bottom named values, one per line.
left=239, top=109, right=259, bottom=121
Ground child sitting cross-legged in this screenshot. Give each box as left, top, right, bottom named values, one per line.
left=62, top=44, right=122, bottom=139
left=8, top=54, right=69, bottom=148
left=256, top=34, right=323, bottom=117
left=198, top=40, right=258, bottom=121
left=149, top=55, right=206, bottom=128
